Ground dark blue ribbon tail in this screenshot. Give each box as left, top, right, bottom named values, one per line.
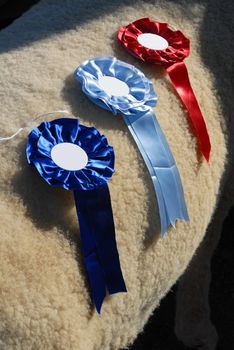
left=74, top=185, right=127, bottom=313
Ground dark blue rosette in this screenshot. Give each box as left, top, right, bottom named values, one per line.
left=26, top=118, right=114, bottom=191
left=26, top=117, right=127, bottom=313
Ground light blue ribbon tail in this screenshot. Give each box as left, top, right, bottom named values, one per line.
left=122, top=109, right=189, bottom=236
left=152, top=175, right=171, bottom=235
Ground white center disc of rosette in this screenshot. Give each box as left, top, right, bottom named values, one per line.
left=137, top=33, right=169, bottom=50
left=51, top=142, right=88, bottom=171
left=98, top=76, right=130, bottom=97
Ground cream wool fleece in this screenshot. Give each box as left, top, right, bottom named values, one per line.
left=0, top=0, right=232, bottom=349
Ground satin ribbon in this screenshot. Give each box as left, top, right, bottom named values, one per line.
left=118, top=18, right=211, bottom=162
left=166, top=62, right=210, bottom=161
left=123, top=108, right=188, bottom=233
left=74, top=57, right=189, bottom=236
left=26, top=117, right=126, bottom=313
left=74, top=185, right=127, bottom=314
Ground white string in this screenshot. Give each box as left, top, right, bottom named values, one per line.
left=0, top=128, right=24, bottom=141
left=0, top=110, right=73, bottom=142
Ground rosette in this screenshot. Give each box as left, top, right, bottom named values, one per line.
left=74, top=57, right=189, bottom=236
left=118, top=18, right=211, bottom=162
left=26, top=117, right=127, bottom=313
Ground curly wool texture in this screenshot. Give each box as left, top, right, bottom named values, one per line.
left=0, top=0, right=231, bottom=349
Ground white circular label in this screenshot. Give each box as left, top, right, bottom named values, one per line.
left=51, top=142, right=88, bottom=171
left=98, top=76, right=130, bottom=97
left=137, top=33, right=168, bottom=50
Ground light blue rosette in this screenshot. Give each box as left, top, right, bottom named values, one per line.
left=74, top=57, right=189, bottom=235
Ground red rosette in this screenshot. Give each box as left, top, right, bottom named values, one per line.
left=118, top=18, right=211, bottom=162
left=118, top=17, right=190, bottom=66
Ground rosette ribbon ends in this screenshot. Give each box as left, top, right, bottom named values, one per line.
left=26, top=117, right=127, bottom=313
left=118, top=18, right=211, bottom=162
left=74, top=57, right=189, bottom=236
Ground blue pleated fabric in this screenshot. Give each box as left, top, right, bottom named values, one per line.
left=74, top=56, right=189, bottom=235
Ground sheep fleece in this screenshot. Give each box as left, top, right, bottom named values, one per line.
left=0, top=0, right=228, bottom=349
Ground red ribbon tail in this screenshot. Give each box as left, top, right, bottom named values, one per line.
left=166, top=62, right=211, bottom=162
